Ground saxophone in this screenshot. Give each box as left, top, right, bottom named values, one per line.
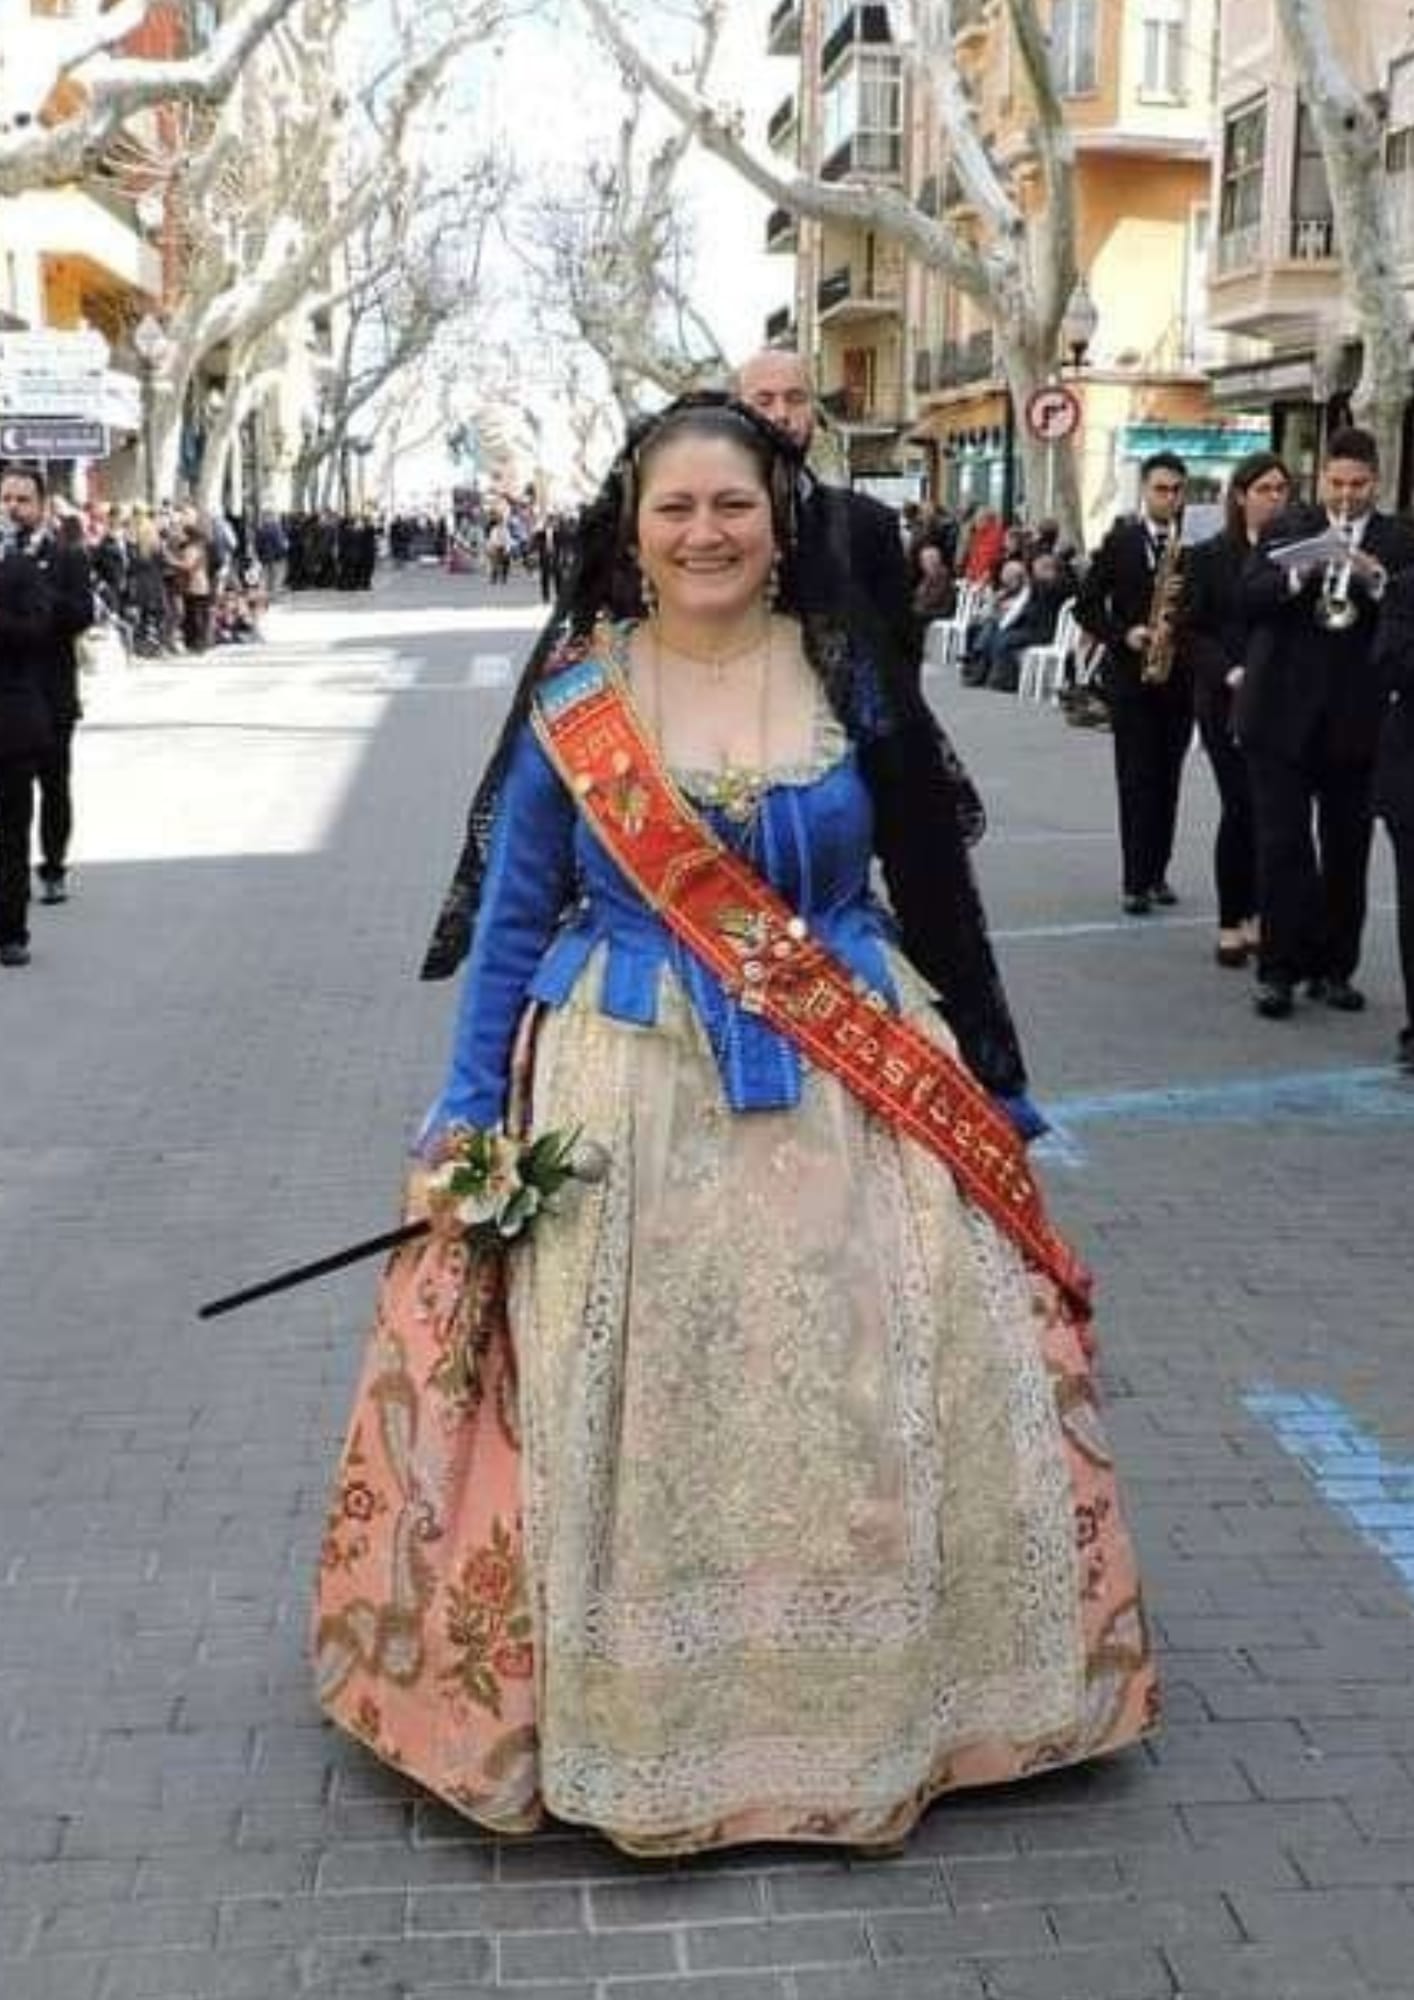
left=1140, top=518, right=1185, bottom=686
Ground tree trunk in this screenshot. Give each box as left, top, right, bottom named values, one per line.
left=1273, top=0, right=1413, bottom=486
left=195, top=393, right=245, bottom=515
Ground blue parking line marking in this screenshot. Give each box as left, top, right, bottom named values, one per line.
left=1245, top=1390, right=1414, bottom=1597
left=1037, top=1066, right=1414, bottom=1167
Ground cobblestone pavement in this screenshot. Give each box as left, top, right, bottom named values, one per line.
left=3, top=567, right=1414, bottom=2000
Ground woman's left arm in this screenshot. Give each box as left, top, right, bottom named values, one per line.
left=861, top=704, right=1039, bottom=1131
left=422, top=724, right=577, bottom=1140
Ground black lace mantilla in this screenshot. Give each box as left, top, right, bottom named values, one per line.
left=417, top=401, right=1026, bottom=1100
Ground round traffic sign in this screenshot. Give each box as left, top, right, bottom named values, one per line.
left=1024, top=384, right=1082, bottom=444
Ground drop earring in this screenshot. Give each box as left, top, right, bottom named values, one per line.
left=765, top=551, right=781, bottom=610
left=639, top=565, right=659, bottom=617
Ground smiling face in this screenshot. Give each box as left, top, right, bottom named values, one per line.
left=1322, top=454, right=1378, bottom=520
left=635, top=433, right=776, bottom=626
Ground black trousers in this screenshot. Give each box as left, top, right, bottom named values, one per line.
left=1387, top=819, right=1414, bottom=1033
left=1197, top=712, right=1258, bottom=927
left=1247, top=748, right=1375, bottom=986
left=35, top=716, right=75, bottom=882
left=0, top=751, right=36, bottom=946
left=1110, top=692, right=1192, bottom=896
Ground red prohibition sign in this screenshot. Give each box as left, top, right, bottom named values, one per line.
left=1025, top=384, right=1082, bottom=443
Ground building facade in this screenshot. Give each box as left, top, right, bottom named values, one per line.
left=1207, top=0, right=1414, bottom=498
left=763, top=0, right=1260, bottom=538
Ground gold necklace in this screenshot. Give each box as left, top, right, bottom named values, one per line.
left=649, top=621, right=773, bottom=825
left=649, top=613, right=772, bottom=685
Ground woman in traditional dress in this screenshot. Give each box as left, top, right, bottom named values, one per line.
left=314, top=395, right=1158, bottom=1856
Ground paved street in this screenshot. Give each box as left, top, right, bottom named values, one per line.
left=4, top=564, right=1414, bottom=2000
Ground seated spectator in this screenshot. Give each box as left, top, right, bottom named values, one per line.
left=963, top=558, right=1038, bottom=691
left=911, top=542, right=958, bottom=635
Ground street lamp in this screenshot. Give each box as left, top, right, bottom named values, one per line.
left=132, top=312, right=170, bottom=509
left=1062, top=276, right=1100, bottom=372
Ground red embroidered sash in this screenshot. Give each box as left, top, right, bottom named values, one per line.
left=532, top=657, right=1093, bottom=1319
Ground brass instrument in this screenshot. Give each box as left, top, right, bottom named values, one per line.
left=1316, top=507, right=1359, bottom=631
left=1140, top=518, right=1185, bottom=686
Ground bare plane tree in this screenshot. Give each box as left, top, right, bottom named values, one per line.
left=128, top=0, right=503, bottom=502
left=577, top=0, right=1085, bottom=541
left=0, top=0, right=303, bottom=196
left=519, top=3, right=729, bottom=422
left=1270, top=0, right=1414, bottom=482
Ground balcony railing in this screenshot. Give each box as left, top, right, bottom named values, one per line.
left=821, top=2, right=892, bottom=76
left=961, top=328, right=996, bottom=379
left=817, top=266, right=853, bottom=316
left=765, top=305, right=796, bottom=344
left=767, top=0, right=801, bottom=55
left=1215, top=221, right=1262, bottom=275
left=1289, top=214, right=1337, bottom=261
left=820, top=385, right=903, bottom=427
left=767, top=94, right=797, bottom=152
left=765, top=205, right=797, bottom=252
left=821, top=129, right=903, bottom=182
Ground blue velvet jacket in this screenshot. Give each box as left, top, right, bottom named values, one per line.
left=423, top=661, right=1044, bottom=1142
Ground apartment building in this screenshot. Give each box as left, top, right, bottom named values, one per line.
left=764, top=0, right=1260, bottom=533
left=1207, top=0, right=1414, bottom=497
left=0, top=0, right=192, bottom=496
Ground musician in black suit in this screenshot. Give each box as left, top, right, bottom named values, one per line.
left=1372, top=567, right=1414, bottom=1073
left=1180, top=453, right=1292, bottom=966
left=1239, top=427, right=1414, bottom=1019
left=1075, top=453, right=1193, bottom=914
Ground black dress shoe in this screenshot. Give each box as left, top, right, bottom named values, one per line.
left=1122, top=892, right=1152, bottom=916
left=1254, top=980, right=1294, bottom=1019
left=1322, top=979, right=1366, bottom=1012
left=1215, top=934, right=1250, bottom=969
left=0, top=941, right=31, bottom=968
left=38, top=875, right=67, bottom=906
left=1150, top=882, right=1179, bottom=907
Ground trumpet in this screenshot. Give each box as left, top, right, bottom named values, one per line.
left=1316, top=508, right=1359, bottom=631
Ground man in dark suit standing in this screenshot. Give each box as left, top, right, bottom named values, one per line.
left=1370, top=550, right=1414, bottom=1072
left=1075, top=453, right=1193, bottom=915
left=733, top=349, right=920, bottom=684
left=0, top=466, right=93, bottom=908
left=1239, top=427, right=1414, bottom=1020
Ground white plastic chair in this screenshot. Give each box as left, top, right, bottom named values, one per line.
left=924, top=580, right=983, bottom=677
left=1017, top=599, right=1079, bottom=704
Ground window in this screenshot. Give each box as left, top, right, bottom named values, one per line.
left=1141, top=0, right=1186, bottom=99
left=1217, top=96, right=1267, bottom=270
left=1050, top=0, right=1098, bottom=97
left=822, top=51, right=901, bottom=163
left=1290, top=101, right=1335, bottom=258
left=1388, top=123, right=1414, bottom=254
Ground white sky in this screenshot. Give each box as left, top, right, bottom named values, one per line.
left=392, top=0, right=784, bottom=500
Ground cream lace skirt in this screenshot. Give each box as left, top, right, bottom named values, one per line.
left=314, top=954, right=1158, bottom=1854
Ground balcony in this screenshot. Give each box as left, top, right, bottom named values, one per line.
left=821, top=3, right=892, bottom=77
left=764, top=304, right=796, bottom=344
left=1215, top=221, right=1262, bottom=276
left=768, top=93, right=797, bottom=155
left=820, top=384, right=904, bottom=431
left=767, top=0, right=801, bottom=55
left=821, top=129, right=903, bottom=182
left=816, top=261, right=903, bottom=322
left=1289, top=214, right=1337, bottom=261
left=930, top=331, right=998, bottom=388
left=765, top=205, right=798, bottom=253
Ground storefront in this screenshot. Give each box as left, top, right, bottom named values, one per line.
left=1118, top=416, right=1276, bottom=506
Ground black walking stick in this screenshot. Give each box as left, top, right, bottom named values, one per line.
left=197, top=1219, right=431, bottom=1320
